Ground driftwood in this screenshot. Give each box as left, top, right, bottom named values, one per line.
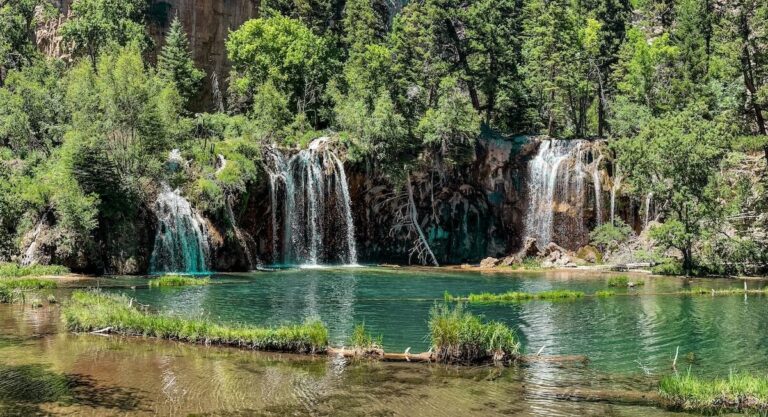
left=327, top=347, right=588, bottom=365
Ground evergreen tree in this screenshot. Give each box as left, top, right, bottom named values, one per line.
left=157, top=16, right=204, bottom=106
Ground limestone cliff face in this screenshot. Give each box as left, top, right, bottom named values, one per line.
left=39, top=0, right=259, bottom=108
left=148, top=0, right=259, bottom=107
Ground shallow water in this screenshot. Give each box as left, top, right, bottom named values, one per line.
left=1, top=268, right=764, bottom=415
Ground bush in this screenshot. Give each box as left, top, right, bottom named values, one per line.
left=652, top=259, right=684, bottom=276
left=589, top=219, right=633, bottom=252
left=428, top=303, right=520, bottom=364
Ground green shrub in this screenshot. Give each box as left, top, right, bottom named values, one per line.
left=659, top=371, right=768, bottom=414
left=428, top=303, right=520, bottom=364
left=63, top=291, right=329, bottom=354
left=148, top=275, right=211, bottom=288
left=653, top=259, right=684, bottom=275
left=589, top=219, right=633, bottom=252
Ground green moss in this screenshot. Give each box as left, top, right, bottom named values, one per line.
left=63, top=291, right=329, bottom=354
left=429, top=303, right=520, bottom=364
left=148, top=275, right=211, bottom=288
left=659, top=372, right=768, bottom=414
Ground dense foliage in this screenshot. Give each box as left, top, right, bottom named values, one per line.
left=0, top=0, right=766, bottom=274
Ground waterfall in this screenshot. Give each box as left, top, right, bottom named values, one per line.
left=524, top=139, right=583, bottom=246
left=265, top=138, right=358, bottom=266
left=592, top=155, right=604, bottom=226
left=149, top=185, right=210, bottom=274
left=644, top=192, right=654, bottom=229
left=610, top=164, right=622, bottom=225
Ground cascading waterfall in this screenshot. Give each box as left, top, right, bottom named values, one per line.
left=265, top=138, right=358, bottom=266
left=524, top=139, right=583, bottom=246
left=149, top=185, right=210, bottom=274
left=592, top=155, right=604, bottom=225
left=610, top=164, right=622, bottom=225
left=644, top=192, right=654, bottom=230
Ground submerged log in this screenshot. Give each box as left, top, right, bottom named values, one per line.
left=527, top=386, right=661, bottom=406
left=327, top=348, right=588, bottom=365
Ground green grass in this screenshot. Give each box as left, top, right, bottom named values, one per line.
left=428, top=303, right=520, bottom=364
left=63, top=291, right=329, bottom=354
left=148, top=275, right=211, bottom=288
left=0, top=263, right=69, bottom=278
left=348, top=323, right=382, bottom=351
left=607, top=275, right=629, bottom=287
left=659, top=371, right=768, bottom=414
left=682, top=287, right=768, bottom=297
left=595, top=290, right=616, bottom=297
left=0, top=278, right=58, bottom=304
left=462, top=289, right=584, bottom=303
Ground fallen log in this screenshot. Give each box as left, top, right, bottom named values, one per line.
left=327, top=348, right=588, bottom=365
left=526, top=386, right=660, bottom=406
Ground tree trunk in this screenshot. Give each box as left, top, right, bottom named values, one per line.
left=739, top=10, right=767, bottom=138
left=444, top=18, right=481, bottom=111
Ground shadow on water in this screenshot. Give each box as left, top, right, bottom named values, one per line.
left=0, top=364, right=146, bottom=416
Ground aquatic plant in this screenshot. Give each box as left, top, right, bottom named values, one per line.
left=348, top=323, right=382, bottom=352
left=607, top=275, right=629, bottom=287
left=428, top=303, right=520, bottom=364
left=659, top=371, right=768, bottom=414
left=148, top=275, right=211, bottom=288
left=0, top=278, right=57, bottom=304
left=0, top=263, right=68, bottom=278
left=63, top=291, right=329, bottom=353
left=595, top=290, right=615, bottom=297
left=464, top=290, right=584, bottom=303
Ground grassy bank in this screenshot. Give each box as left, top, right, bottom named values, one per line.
left=0, top=278, right=58, bottom=304
left=149, top=275, right=211, bottom=288
left=63, top=291, right=328, bottom=353
left=0, top=263, right=69, bottom=278
left=660, top=372, right=768, bottom=414
left=429, top=303, right=520, bottom=364
left=447, top=290, right=584, bottom=303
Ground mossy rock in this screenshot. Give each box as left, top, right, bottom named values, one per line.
left=576, top=245, right=602, bottom=264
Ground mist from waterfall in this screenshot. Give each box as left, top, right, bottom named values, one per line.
left=266, top=138, right=358, bottom=266
left=149, top=185, right=210, bottom=274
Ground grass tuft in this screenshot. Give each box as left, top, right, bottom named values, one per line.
left=429, top=303, right=520, bottom=364
left=0, top=263, right=68, bottom=278
left=660, top=371, right=768, bottom=414
left=148, top=275, right=211, bottom=288
left=462, top=289, right=584, bottom=303
left=0, top=278, right=57, bottom=304
left=63, top=291, right=329, bottom=354
left=595, top=290, right=616, bottom=297
left=348, top=323, right=382, bottom=352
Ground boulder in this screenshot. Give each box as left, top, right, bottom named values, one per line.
left=517, top=238, right=541, bottom=259
left=480, top=257, right=500, bottom=269
left=576, top=245, right=600, bottom=264
left=500, top=255, right=521, bottom=267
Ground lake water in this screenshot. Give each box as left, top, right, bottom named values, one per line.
left=1, top=267, right=765, bottom=416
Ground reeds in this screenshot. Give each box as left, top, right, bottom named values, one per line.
left=148, top=275, right=211, bottom=288
left=428, top=303, right=520, bottom=364
left=660, top=371, right=768, bottom=414
left=0, top=263, right=68, bottom=277
left=455, top=289, right=584, bottom=303
left=0, top=278, right=57, bottom=304
left=63, top=291, right=329, bottom=354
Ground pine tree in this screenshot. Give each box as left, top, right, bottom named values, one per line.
left=157, top=16, right=204, bottom=106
